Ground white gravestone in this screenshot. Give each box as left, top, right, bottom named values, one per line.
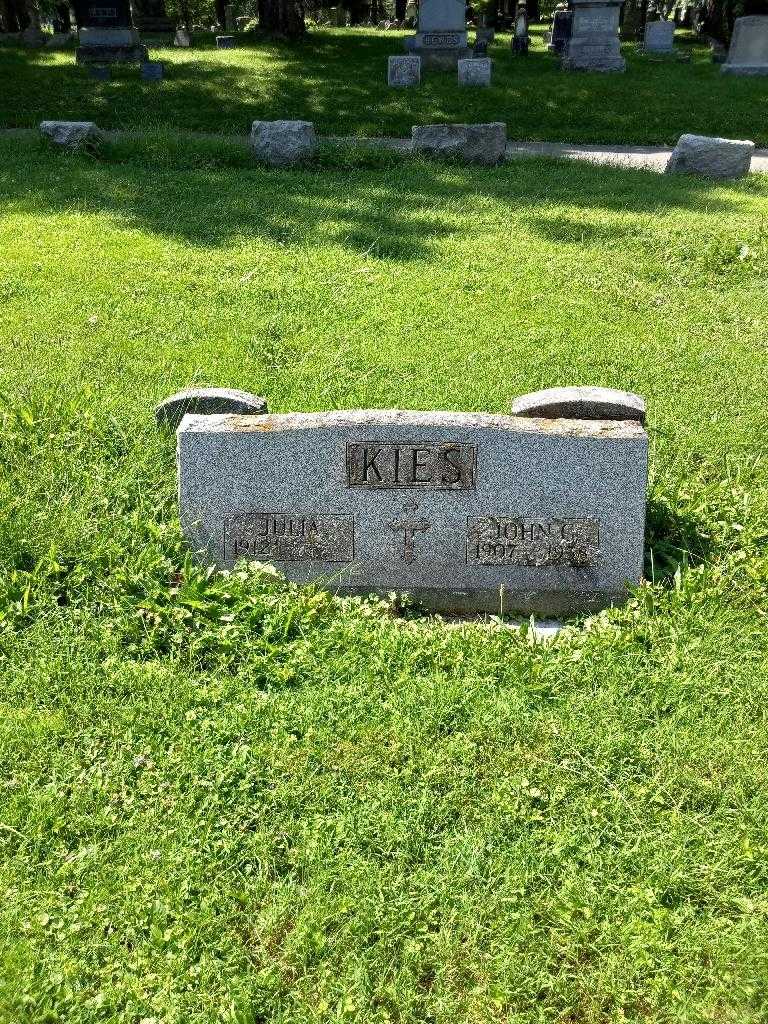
left=644, top=19, right=675, bottom=52
left=722, top=16, right=768, bottom=75
left=178, top=409, right=648, bottom=617
left=562, top=0, right=625, bottom=71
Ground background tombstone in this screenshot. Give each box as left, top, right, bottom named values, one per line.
left=174, top=26, right=190, bottom=44
left=721, top=16, right=768, bottom=75
left=644, top=19, right=674, bottom=52
left=74, top=0, right=148, bottom=63
left=177, top=409, right=648, bottom=617
left=548, top=3, right=572, bottom=52
left=224, top=4, right=235, bottom=30
left=561, top=0, right=625, bottom=71
left=141, top=59, right=163, bottom=79
left=511, top=2, right=529, bottom=54
left=403, top=0, right=470, bottom=69
left=216, top=33, right=235, bottom=46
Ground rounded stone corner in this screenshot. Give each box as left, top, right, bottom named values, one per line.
left=155, top=387, right=269, bottom=430
left=510, top=386, right=646, bottom=424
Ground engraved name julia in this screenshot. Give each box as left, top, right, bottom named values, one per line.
left=224, top=513, right=354, bottom=562
left=346, top=442, right=475, bottom=490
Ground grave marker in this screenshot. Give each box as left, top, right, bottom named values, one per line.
left=178, top=409, right=648, bottom=616
left=561, top=0, right=625, bottom=71
left=721, top=15, right=768, bottom=75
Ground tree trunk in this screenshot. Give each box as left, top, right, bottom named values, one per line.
left=258, top=0, right=305, bottom=36
left=526, top=0, right=538, bottom=22
left=394, top=0, right=406, bottom=18
left=215, top=0, right=226, bottom=28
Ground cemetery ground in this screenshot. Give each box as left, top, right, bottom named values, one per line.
left=2, top=128, right=768, bottom=1022
left=3, top=26, right=768, bottom=145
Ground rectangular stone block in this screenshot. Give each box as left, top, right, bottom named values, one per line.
left=216, top=34, right=236, bottom=47
left=722, top=15, right=768, bottom=74
left=644, top=19, right=674, bottom=51
left=411, top=122, right=506, bottom=164
left=388, top=54, right=421, bottom=86
left=141, top=60, right=163, bottom=80
left=178, top=410, right=648, bottom=616
left=458, top=56, right=491, bottom=85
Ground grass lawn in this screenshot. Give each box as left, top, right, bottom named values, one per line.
left=3, top=26, right=768, bottom=144
left=2, top=134, right=768, bottom=1021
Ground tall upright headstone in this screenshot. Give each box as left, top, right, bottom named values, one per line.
left=721, top=16, right=768, bottom=75
left=548, top=3, right=572, bottom=52
left=177, top=408, right=648, bottom=617
left=561, top=0, right=625, bottom=71
left=74, top=0, right=148, bottom=62
left=404, top=0, right=470, bottom=68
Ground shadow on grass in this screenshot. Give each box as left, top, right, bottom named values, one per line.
left=644, top=496, right=713, bottom=583
left=0, top=134, right=756, bottom=259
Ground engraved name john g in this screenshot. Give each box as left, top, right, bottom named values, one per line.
left=467, top=517, right=600, bottom=567
left=346, top=442, right=475, bottom=490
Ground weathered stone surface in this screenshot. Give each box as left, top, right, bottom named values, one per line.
left=76, top=27, right=148, bottom=63
left=665, top=133, right=754, bottom=179
left=561, top=0, right=625, bottom=71
left=411, top=122, right=506, bottom=165
left=644, top=19, right=674, bottom=52
left=404, top=0, right=469, bottom=67
left=511, top=387, right=646, bottom=424
left=174, top=27, right=191, bottom=45
left=476, top=26, right=495, bottom=43
left=458, top=56, right=491, bottom=85
left=250, top=120, right=317, bottom=166
left=721, top=15, right=768, bottom=74
left=155, top=387, right=268, bottom=429
left=388, top=54, right=421, bottom=86
left=178, top=409, right=648, bottom=616
left=216, top=34, right=235, bottom=47
left=141, top=60, right=164, bottom=79
left=39, top=120, right=103, bottom=150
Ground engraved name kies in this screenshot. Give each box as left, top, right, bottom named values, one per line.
left=347, top=442, right=475, bottom=490
left=467, top=517, right=600, bottom=567
left=224, top=513, right=354, bottom=562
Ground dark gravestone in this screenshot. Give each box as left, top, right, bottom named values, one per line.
left=216, top=34, right=236, bottom=47
left=511, top=2, right=529, bottom=54
left=75, top=0, right=148, bottom=62
left=548, top=6, right=572, bottom=52
left=141, top=60, right=163, bottom=79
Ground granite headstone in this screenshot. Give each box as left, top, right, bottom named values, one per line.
left=404, top=0, right=470, bottom=68
left=561, top=0, right=625, bottom=71
left=644, top=18, right=675, bottom=51
left=721, top=15, right=768, bottom=75
left=178, top=408, right=648, bottom=616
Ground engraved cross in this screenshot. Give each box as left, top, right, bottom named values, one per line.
left=389, top=508, right=431, bottom=563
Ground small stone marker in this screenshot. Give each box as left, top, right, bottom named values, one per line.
left=411, top=123, right=507, bottom=165
left=511, top=387, right=646, bottom=424
left=250, top=120, right=317, bottom=167
left=155, top=387, right=268, bottom=429
left=89, top=65, right=111, bottom=80
left=561, top=0, right=625, bottom=71
left=40, top=120, right=103, bottom=149
left=665, top=134, right=754, bottom=179
left=644, top=19, right=675, bottom=52
left=141, top=60, right=164, bottom=80
left=177, top=409, right=648, bottom=616
left=458, top=57, right=492, bottom=85
left=174, top=27, right=191, bottom=46
left=721, top=15, right=768, bottom=75
left=475, top=26, right=495, bottom=44
left=388, top=54, right=421, bottom=86
left=216, top=34, right=236, bottom=47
